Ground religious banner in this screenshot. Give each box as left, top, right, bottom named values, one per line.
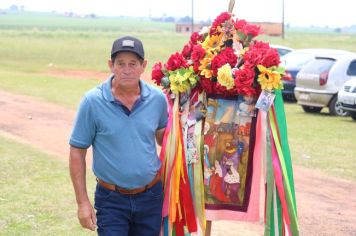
left=203, top=96, right=256, bottom=210
left=152, top=2, right=299, bottom=235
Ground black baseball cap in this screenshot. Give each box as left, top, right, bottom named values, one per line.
left=111, top=36, right=145, bottom=60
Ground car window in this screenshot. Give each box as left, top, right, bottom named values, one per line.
left=347, top=60, right=356, bottom=76
left=277, top=48, right=292, bottom=57
left=301, top=58, right=335, bottom=74
left=282, top=52, right=314, bottom=67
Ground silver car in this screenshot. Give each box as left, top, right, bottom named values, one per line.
left=338, top=78, right=356, bottom=121
left=280, top=48, right=330, bottom=101
left=294, top=50, right=356, bottom=116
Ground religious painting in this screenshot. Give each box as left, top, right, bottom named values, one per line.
left=203, top=96, right=257, bottom=211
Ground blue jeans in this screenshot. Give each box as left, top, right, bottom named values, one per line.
left=94, top=181, right=163, bottom=236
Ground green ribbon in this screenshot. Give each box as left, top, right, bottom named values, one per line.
left=265, top=119, right=275, bottom=236
left=270, top=90, right=299, bottom=235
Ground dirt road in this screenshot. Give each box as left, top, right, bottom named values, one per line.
left=1, top=89, right=356, bottom=235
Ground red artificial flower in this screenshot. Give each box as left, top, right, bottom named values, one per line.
left=151, top=62, right=165, bottom=86
left=214, top=82, right=238, bottom=97
left=181, top=43, right=193, bottom=59
left=237, top=86, right=259, bottom=96
left=234, top=19, right=260, bottom=38
left=193, top=61, right=201, bottom=74
left=243, top=41, right=270, bottom=68
left=243, top=24, right=260, bottom=38
left=234, top=67, right=259, bottom=96
left=198, top=77, right=215, bottom=94
left=190, top=32, right=203, bottom=45
left=191, top=44, right=206, bottom=62
left=210, top=12, right=232, bottom=35
left=234, top=67, right=255, bottom=87
left=245, top=41, right=280, bottom=68
left=234, top=19, right=247, bottom=31
left=211, top=47, right=237, bottom=76
left=260, top=47, right=280, bottom=68
left=165, top=52, right=189, bottom=71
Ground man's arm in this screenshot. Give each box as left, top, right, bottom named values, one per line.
left=69, top=146, right=96, bottom=231
left=155, top=127, right=166, bottom=146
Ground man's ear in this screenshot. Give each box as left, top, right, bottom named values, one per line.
left=108, top=59, right=114, bottom=73
left=142, top=60, right=148, bottom=70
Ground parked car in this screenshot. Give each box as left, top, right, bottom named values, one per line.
left=280, top=49, right=323, bottom=101
left=270, top=44, right=294, bottom=57
left=294, top=50, right=356, bottom=116
left=338, top=78, right=356, bottom=121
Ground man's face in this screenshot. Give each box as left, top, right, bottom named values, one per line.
left=109, top=52, right=147, bottom=87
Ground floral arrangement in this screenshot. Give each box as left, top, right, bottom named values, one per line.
left=151, top=12, right=285, bottom=97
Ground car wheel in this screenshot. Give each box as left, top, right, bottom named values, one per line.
left=328, top=96, right=349, bottom=116
left=302, top=105, right=322, bottom=113
left=351, top=113, right=356, bottom=121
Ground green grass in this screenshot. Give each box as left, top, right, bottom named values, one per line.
left=284, top=103, right=356, bottom=180
left=259, top=32, right=356, bottom=52
left=0, top=135, right=96, bottom=235
left=0, top=12, right=176, bottom=32
left=0, top=30, right=189, bottom=73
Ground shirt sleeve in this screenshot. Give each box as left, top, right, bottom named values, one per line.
left=69, top=96, right=96, bottom=148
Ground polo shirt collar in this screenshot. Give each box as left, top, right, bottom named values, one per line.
left=102, top=75, right=151, bottom=102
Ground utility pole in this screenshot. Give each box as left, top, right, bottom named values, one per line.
left=191, top=0, right=194, bottom=33
left=282, top=0, right=285, bottom=39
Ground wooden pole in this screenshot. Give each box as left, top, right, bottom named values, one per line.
left=205, top=220, right=212, bottom=236
left=228, top=0, right=235, bottom=13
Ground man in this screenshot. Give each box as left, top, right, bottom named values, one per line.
left=69, top=36, right=168, bottom=235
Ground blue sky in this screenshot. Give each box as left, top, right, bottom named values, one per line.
left=1, top=0, right=355, bottom=27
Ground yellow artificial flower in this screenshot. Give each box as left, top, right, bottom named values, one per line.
left=168, top=67, right=198, bottom=94
left=201, top=34, right=223, bottom=54
left=199, top=54, right=213, bottom=79
left=169, top=72, right=189, bottom=94
left=257, top=65, right=283, bottom=91
left=217, top=64, right=235, bottom=90
left=187, top=67, right=198, bottom=86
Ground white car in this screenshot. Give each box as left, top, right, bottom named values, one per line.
left=338, top=78, right=356, bottom=121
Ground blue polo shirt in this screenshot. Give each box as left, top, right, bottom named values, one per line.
left=69, top=76, right=168, bottom=189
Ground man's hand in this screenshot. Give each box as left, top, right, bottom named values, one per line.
left=77, top=201, right=97, bottom=231
left=69, top=146, right=96, bottom=231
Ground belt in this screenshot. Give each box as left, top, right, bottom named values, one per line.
left=96, top=173, right=161, bottom=195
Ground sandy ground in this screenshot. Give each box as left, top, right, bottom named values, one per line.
left=1, top=79, right=356, bottom=235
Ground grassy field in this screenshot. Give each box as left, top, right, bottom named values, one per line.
left=0, top=135, right=96, bottom=235
left=0, top=12, right=356, bottom=234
